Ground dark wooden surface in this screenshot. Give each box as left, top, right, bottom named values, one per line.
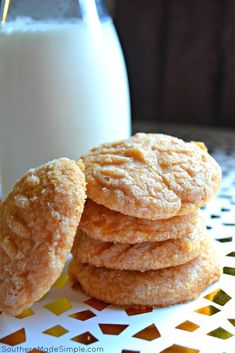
left=114, top=0, right=235, bottom=127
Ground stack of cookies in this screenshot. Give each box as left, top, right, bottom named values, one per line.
left=70, top=133, right=222, bottom=308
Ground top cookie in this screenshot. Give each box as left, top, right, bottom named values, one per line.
left=83, top=133, right=221, bottom=220
left=0, top=158, right=86, bottom=316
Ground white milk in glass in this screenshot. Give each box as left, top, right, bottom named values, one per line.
left=0, top=17, right=131, bottom=196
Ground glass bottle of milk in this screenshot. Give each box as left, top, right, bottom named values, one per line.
left=0, top=0, right=131, bottom=197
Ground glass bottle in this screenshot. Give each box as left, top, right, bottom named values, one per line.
left=0, top=0, right=131, bottom=197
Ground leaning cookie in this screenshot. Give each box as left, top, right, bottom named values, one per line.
left=0, top=158, right=86, bottom=316
left=73, top=217, right=204, bottom=271
left=83, top=133, right=221, bottom=220
left=69, top=238, right=221, bottom=308
left=80, top=199, right=199, bottom=243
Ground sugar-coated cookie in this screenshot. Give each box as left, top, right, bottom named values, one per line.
left=0, top=158, right=86, bottom=316
left=83, top=133, right=221, bottom=220
left=80, top=199, right=199, bottom=243
left=73, top=217, right=204, bottom=271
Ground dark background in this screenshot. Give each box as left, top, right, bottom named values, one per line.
left=109, top=0, right=235, bottom=128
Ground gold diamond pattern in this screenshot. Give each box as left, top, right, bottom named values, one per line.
left=43, top=325, right=69, bottom=337
left=44, top=296, right=72, bottom=316
left=176, top=321, right=200, bottom=332
left=84, top=297, right=109, bottom=311
left=133, top=323, right=161, bottom=341
left=226, top=251, right=235, bottom=257
left=194, top=305, right=220, bottom=316
left=0, top=328, right=26, bottom=346
left=228, top=319, right=235, bottom=327
left=125, top=307, right=153, bottom=316
left=160, top=344, right=199, bottom=353
left=71, top=331, right=98, bottom=345
left=216, top=236, right=233, bottom=242
left=204, top=289, right=231, bottom=306
left=99, top=323, right=129, bottom=335
left=207, top=327, right=234, bottom=339
left=223, top=266, right=235, bottom=276
left=53, top=274, right=69, bottom=289
left=69, top=310, right=96, bottom=321
left=16, top=308, right=35, bottom=319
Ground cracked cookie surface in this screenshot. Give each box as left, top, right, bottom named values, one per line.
left=69, top=238, right=221, bottom=308
left=0, top=158, right=86, bottom=316
left=80, top=199, right=199, bottom=243
left=83, top=133, right=221, bottom=219
left=73, top=216, right=204, bottom=270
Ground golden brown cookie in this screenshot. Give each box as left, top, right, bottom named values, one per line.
left=83, top=133, right=221, bottom=220
left=80, top=199, right=199, bottom=243
left=73, top=217, right=204, bottom=271
left=0, top=158, right=86, bottom=316
left=69, top=238, right=221, bottom=308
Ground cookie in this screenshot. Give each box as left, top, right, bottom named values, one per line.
left=0, top=158, right=86, bottom=316
left=73, top=217, right=204, bottom=271
left=83, top=133, right=221, bottom=220
left=69, top=238, right=221, bottom=308
left=80, top=199, right=199, bottom=243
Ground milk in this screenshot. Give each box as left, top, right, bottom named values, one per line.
left=0, top=17, right=131, bottom=196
